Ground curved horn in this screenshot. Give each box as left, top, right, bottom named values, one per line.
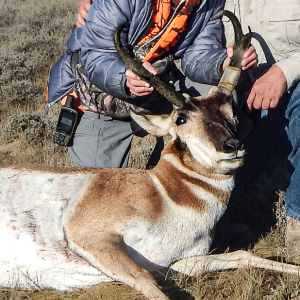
left=211, top=10, right=252, bottom=95
left=113, top=23, right=185, bottom=107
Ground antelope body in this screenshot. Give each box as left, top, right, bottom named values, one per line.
left=1, top=92, right=299, bottom=300
left=0, top=92, right=241, bottom=290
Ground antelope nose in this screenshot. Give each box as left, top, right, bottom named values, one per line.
left=222, top=139, right=244, bottom=153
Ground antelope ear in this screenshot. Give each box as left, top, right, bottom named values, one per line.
left=220, top=101, right=239, bottom=124
left=130, top=110, right=174, bottom=136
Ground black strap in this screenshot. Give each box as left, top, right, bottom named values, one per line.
left=70, top=51, right=79, bottom=75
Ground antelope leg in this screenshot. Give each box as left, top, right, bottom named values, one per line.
left=170, top=250, right=300, bottom=276
left=70, top=234, right=169, bottom=300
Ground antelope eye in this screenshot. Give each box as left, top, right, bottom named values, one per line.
left=175, top=117, right=186, bottom=126
left=205, top=121, right=213, bottom=128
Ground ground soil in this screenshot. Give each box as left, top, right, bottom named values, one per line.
left=1, top=278, right=196, bottom=300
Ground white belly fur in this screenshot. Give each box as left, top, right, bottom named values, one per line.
left=0, top=168, right=112, bottom=290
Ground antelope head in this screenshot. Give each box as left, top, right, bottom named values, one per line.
left=131, top=91, right=244, bottom=174
left=113, top=10, right=250, bottom=174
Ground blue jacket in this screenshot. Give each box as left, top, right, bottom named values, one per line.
left=48, top=0, right=226, bottom=105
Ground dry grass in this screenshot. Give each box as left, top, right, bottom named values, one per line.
left=0, top=0, right=299, bottom=299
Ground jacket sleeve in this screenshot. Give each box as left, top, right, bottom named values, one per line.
left=276, top=53, right=300, bottom=91
left=77, top=0, right=136, bottom=100
left=181, top=0, right=227, bottom=86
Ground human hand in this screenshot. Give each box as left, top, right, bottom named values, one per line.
left=76, top=0, right=93, bottom=28
left=222, top=42, right=257, bottom=72
left=125, top=62, right=157, bottom=97
left=247, top=65, right=287, bottom=110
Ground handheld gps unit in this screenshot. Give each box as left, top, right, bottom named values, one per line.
left=54, top=95, right=79, bottom=146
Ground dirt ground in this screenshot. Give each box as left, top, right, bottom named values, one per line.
left=0, top=283, right=143, bottom=300
left=1, top=278, right=195, bottom=300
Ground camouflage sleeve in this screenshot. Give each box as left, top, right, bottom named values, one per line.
left=74, top=63, right=171, bottom=118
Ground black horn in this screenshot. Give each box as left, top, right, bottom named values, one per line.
left=113, top=23, right=185, bottom=107
left=211, top=10, right=252, bottom=95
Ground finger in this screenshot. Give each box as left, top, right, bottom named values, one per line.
left=227, top=42, right=234, bottom=58
left=243, top=50, right=257, bottom=62
left=270, top=98, right=280, bottom=109
left=142, top=62, right=158, bottom=75
left=78, top=2, right=89, bottom=19
left=242, top=57, right=257, bottom=70
left=127, top=76, right=152, bottom=88
left=128, top=80, right=153, bottom=91
left=242, top=53, right=257, bottom=70
left=127, top=83, right=153, bottom=96
left=83, top=1, right=92, bottom=11
left=243, top=45, right=255, bottom=58
left=126, top=69, right=154, bottom=90
left=126, top=77, right=153, bottom=93
left=81, top=0, right=92, bottom=11
left=252, top=95, right=263, bottom=110
left=76, top=13, right=86, bottom=28
left=246, top=90, right=256, bottom=111
left=261, top=98, right=272, bottom=110
left=79, top=7, right=89, bottom=20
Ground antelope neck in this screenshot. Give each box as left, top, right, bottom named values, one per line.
left=149, top=143, right=234, bottom=210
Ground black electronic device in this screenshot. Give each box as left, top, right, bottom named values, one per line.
left=54, top=95, right=79, bottom=146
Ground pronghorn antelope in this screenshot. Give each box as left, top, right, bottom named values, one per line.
left=0, top=10, right=299, bottom=300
